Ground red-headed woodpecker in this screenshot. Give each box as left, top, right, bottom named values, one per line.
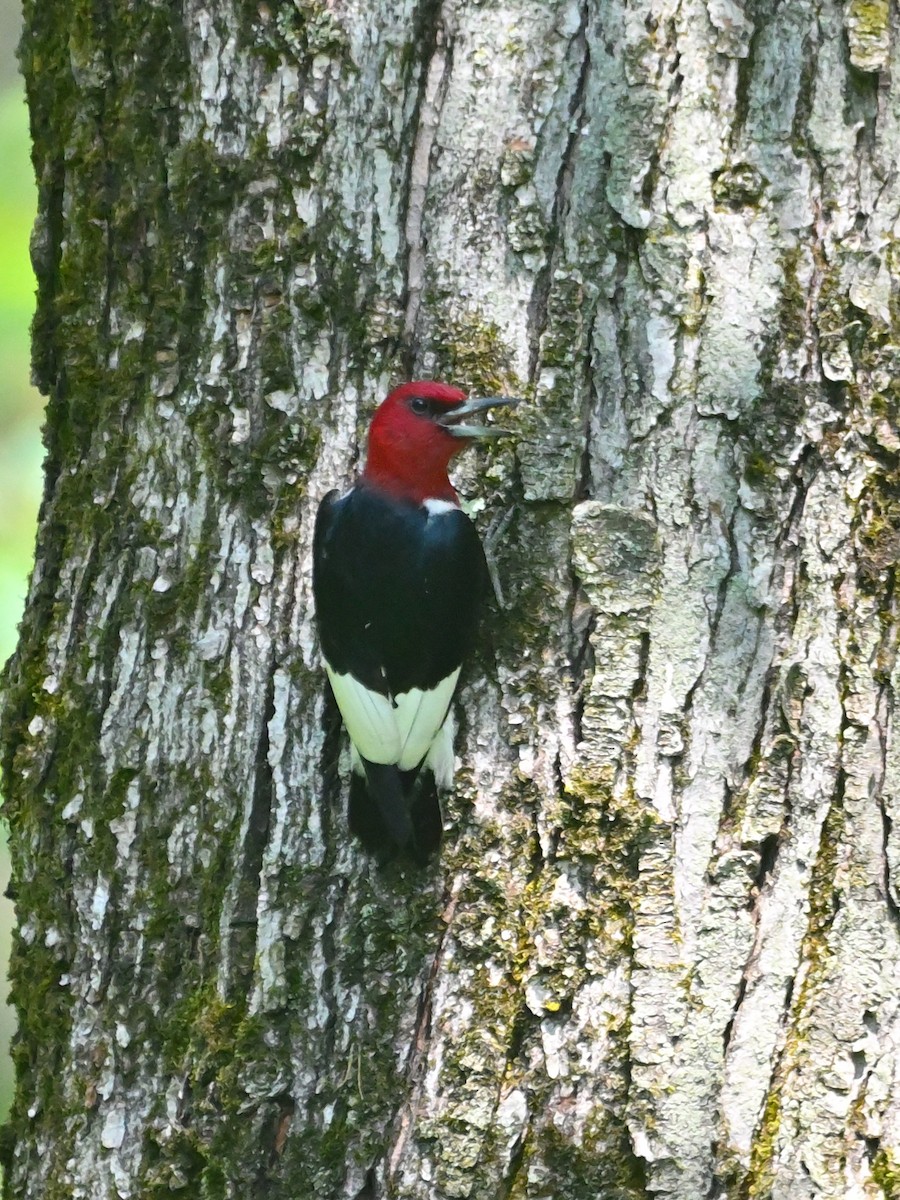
left=313, top=381, right=518, bottom=862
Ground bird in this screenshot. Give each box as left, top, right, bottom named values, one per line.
left=312, top=380, right=518, bottom=863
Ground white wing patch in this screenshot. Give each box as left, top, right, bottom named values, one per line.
left=325, top=661, right=460, bottom=772
left=325, top=665, right=400, bottom=762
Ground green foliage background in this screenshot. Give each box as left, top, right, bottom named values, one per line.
left=0, top=4, right=43, bottom=1121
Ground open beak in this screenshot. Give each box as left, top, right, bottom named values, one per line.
left=438, top=396, right=521, bottom=439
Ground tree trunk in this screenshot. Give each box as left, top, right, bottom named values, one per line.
left=3, top=0, right=900, bottom=1196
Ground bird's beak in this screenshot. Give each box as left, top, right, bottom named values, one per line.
left=438, top=396, right=521, bottom=439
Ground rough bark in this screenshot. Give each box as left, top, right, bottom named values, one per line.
left=3, top=0, right=900, bottom=1197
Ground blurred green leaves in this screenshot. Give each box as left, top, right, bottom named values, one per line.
left=0, top=68, right=42, bottom=1127
left=0, top=83, right=42, bottom=668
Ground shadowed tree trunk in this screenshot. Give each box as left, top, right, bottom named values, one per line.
left=3, top=0, right=900, bottom=1197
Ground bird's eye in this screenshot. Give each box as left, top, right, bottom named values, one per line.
left=410, top=397, right=428, bottom=414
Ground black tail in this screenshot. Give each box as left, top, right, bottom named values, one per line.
left=348, top=760, right=443, bottom=864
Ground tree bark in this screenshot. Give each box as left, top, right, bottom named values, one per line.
left=3, top=0, right=900, bottom=1197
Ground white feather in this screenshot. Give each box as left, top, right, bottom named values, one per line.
left=395, top=669, right=460, bottom=770
left=325, top=665, right=399, bottom=762
left=325, top=661, right=460, bottom=772
left=425, top=709, right=456, bottom=789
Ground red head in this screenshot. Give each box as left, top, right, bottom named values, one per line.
left=363, top=381, right=516, bottom=505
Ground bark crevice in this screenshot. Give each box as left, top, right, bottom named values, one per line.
left=526, top=0, right=592, bottom=383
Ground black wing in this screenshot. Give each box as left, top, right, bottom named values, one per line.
left=313, top=485, right=487, bottom=696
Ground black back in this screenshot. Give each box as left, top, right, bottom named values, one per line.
left=313, top=484, right=487, bottom=696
